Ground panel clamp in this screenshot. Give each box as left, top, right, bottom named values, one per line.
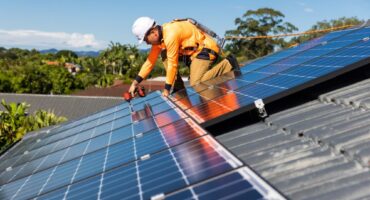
left=140, top=154, right=151, bottom=161
left=254, top=99, right=268, bottom=118
left=151, top=193, right=165, bottom=200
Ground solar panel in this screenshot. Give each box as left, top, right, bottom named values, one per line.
left=0, top=91, right=283, bottom=200
left=170, top=25, right=370, bottom=127
left=165, top=167, right=284, bottom=200
left=240, top=26, right=359, bottom=73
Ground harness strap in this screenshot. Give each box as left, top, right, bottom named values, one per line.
left=201, top=48, right=218, bottom=58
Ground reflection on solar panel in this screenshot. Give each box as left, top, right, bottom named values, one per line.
left=171, top=25, right=370, bottom=127
left=0, top=91, right=284, bottom=199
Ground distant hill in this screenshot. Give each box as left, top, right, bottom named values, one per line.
left=39, top=49, right=101, bottom=57
left=139, top=48, right=150, bottom=53
left=39, top=48, right=149, bottom=57
left=39, top=48, right=58, bottom=54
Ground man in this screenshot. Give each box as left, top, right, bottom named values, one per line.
left=129, top=16, right=239, bottom=97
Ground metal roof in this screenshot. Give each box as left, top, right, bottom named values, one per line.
left=217, top=77, right=370, bottom=200
left=0, top=93, right=122, bottom=121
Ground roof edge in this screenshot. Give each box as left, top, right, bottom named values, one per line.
left=0, top=93, right=123, bottom=100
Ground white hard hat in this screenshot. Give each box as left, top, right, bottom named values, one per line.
left=132, top=17, right=156, bottom=44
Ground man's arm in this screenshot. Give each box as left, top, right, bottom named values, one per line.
left=129, top=45, right=161, bottom=96
left=163, top=34, right=180, bottom=95
left=136, top=45, right=161, bottom=82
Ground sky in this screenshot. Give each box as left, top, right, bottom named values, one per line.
left=0, top=0, right=369, bottom=51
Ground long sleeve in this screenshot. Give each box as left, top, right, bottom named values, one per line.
left=136, top=45, right=161, bottom=82
left=163, top=33, right=180, bottom=90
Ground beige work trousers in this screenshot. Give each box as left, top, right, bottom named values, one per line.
left=163, top=57, right=233, bottom=90
left=189, top=58, right=233, bottom=86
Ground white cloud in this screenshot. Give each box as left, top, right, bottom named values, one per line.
left=0, top=29, right=107, bottom=50
left=297, top=2, right=314, bottom=13
left=304, top=7, right=314, bottom=13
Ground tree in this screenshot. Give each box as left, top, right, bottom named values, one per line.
left=97, top=42, right=147, bottom=86
left=55, top=50, right=78, bottom=59
left=48, top=66, right=76, bottom=94
left=55, top=50, right=78, bottom=63
left=26, top=109, right=67, bottom=130
left=225, top=8, right=298, bottom=62
left=19, top=65, right=53, bottom=94
left=0, top=72, right=12, bottom=92
left=289, top=17, right=364, bottom=44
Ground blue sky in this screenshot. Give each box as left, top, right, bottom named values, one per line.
left=0, top=0, right=369, bottom=50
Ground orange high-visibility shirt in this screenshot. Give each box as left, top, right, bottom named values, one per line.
left=137, top=20, right=219, bottom=88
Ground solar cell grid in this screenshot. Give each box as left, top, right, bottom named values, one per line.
left=2, top=95, right=240, bottom=199
left=250, top=27, right=370, bottom=75
left=166, top=167, right=284, bottom=200
left=240, top=27, right=358, bottom=73
left=0, top=113, right=204, bottom=187
left=0, top=105, right=132, bottom=166
left=170, top=25, right=370, bottom=126
left=0, top=89, right=285, bottom=199
left=26, top=135, right=243, bottom=200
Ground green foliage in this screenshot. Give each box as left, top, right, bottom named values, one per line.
left=74, top=72, right=99, bottom=89
left=0, top=100, right=67, bottom=152
left=0, top=72, right=12, bottom=92
left=289, top=17, right=364, bottom=44
left=98, top=42, right=146, bottom=77
left=96, top=74, right=115, bottom=87
left=20, top=65, right=53, bottom=94
left=26, top=110, right=67, bottom=131
left=55, top=50, right=78, bottom=63
left=48, top=66, right=76, bottom=94
left=225, top=8, right=298, bottom=62
left=0, top=100, right=30, bottom=149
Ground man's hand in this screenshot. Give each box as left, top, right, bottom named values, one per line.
left=162, top=89, right=170, bottom=97
left=129, top=80, right=139, bottom=97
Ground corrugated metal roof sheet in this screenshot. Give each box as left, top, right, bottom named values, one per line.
left=0, top=93, right=122, bottom=121
left=217, top=77, right=370, bottom=200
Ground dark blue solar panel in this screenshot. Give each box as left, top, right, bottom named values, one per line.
left=0, top=106, right=131, bottom=166
left=0, top=113, right=204, bottom=187
left=1, top=135, right=244, bottom=200
left=166, top=167, right=283, bottom=200
left=4, top=93, right=262, bottom=200
left=249, top=27, right=370, bottom=75
left=241, top=27, right=357, bottom=73
left=171, top=25, right=370, bottom=126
